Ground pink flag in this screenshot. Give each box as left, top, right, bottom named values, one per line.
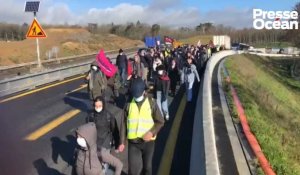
left=96, top=49, right=117, bottom=78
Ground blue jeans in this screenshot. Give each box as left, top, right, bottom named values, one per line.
left=119, top=67, right=127, bottom=86
left=156, top=91, right=168, bottom=116
left=185, top=81, right=193, bottom=102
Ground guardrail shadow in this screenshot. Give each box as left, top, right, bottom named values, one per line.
left=64, top=93, right=90, bottom=113
left=66, top=91, right=90, bottom=100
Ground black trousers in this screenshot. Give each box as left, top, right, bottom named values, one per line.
left=128, top=141, right=155, bottom=175
left=170, top=78, right=177, bottom=94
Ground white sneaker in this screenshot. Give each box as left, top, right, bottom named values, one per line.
left=165, top=114, right=169, bottom=121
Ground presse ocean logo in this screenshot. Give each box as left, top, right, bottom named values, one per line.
left=253, top=9, right=299, bottom=30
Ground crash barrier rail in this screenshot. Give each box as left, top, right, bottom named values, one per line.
left=223, top=67, right=276, bottom=175
left=0, top=51, right=136, bottom=97
left=0, top=46, right=139, bottom=71
left=0, top=46, right=140, bottom=80
left=190, top=50, right=237, bottom=175
left=248, top=52, right=296, bottom=57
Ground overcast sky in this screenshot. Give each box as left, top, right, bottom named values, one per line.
left=0, top=0, right=299, bottom=28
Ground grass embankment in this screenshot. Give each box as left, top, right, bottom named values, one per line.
left=179, top=35, right=212, bottom=45
left=224, top=54, right=300, bottom=175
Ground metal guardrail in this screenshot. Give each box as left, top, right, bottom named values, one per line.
left=0, top=46, right=141, bottom=80
left=0, top=50, right=136, bottom=97
left=0, top=46, right=139, bottom=71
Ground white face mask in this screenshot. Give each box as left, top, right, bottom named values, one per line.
left=95, top=107, right=102, bottom=113
left=172, top=63, right=176, bottom=68
left=77, top=137, right=87, bottom=148
left=158, top=70, right=163, bottom=75
left=92, top=66, right=98, bottom=71
left=134, top=95, right=144, bottom=102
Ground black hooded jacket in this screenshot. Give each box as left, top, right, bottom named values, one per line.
left=88, top=97, right=118, bottom=150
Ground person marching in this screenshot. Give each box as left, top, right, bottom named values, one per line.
left=88, top=96, right=125, bottom=175
left=154, top=65, right=170, bottom=121
left=86, top=62, right=107, bottom=101
left=116, top=49, right=128, bottom=87
left=125, top=78, right=164, bottom=175
left=75, top=123, right=103, bottom=175
left=168, top=59, right=179, bottom=97
left=181, top=56, right=200, bottom=102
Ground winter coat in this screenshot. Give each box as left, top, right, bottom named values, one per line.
left=140, top=56, right=149, bottom=68
left=116, top=54, right=128, bottom=69
left=76, top=123, right=103, bottom=175
left=88, top=99, right=125, bottom=150
left=181, top=64, right=200, bottom=86
left=168, top=65, right=179, bottom=82
left=154, top=74, right=170, bottom=101
left=104, top=71, right=121, bottom=102
left=88, top=62, right=107, bottom=100
left=132, top=61, right=145, bottom=78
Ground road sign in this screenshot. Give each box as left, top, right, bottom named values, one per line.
left=26, top=18, right=46, bottom=38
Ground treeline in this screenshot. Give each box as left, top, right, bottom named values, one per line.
left=1, top=2, right=299, bottom=47
left=87, top=21, right=200, bottom=41
left=0, top=23, right=28, bottom=41
left=194, top=23, right=288, bottom=46
left=1, top=21, right=298, bottom=47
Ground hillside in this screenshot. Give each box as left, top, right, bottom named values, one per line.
left=179, top=35, right=213, bottom=45
left=225, top=54, right=300, bottom=174
left=0, top=28, right=144, bottom=66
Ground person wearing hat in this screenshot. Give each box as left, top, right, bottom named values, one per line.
left=124, top=77, right=164, bottom=175
left=116, top=48, right=128, bottom=87
left=154, top=64, right=170, bottom=120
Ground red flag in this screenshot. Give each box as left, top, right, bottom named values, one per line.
left=164, top=36, right=173, bottom=44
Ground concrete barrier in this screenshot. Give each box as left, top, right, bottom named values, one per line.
left=190, top=50, right=237, bottom=175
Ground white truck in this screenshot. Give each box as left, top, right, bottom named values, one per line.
left=213, top=35, right=231, bottom=50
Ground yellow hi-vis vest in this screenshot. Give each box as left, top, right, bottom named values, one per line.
left=127, top=98, right=156, bottom=140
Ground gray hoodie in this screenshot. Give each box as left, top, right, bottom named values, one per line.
left=181, top=64, right=200, bottom=86
left=76, top=123, right=103, bottom=175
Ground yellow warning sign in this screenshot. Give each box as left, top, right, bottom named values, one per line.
left=26, top=18, right=47, bottom=38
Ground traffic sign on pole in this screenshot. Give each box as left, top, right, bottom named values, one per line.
left=26, top=18, right=47, bottom=38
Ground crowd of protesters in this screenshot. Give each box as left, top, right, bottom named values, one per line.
left=75, top=41, right=218, bottom=175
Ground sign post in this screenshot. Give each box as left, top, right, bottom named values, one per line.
left=36, top=33, right=41, bottom=67
left=24, top=1, right=47, bottom=68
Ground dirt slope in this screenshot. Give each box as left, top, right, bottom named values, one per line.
left=0, top=28, right=143, bottom=66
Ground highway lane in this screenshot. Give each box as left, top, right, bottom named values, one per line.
left=0, top=71, right=206, bottom=175
left=0, top=75, right=88, bottom=175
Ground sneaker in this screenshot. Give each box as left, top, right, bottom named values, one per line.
left=165, top=114, right=169, bottom=121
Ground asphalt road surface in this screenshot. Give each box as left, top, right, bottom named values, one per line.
left=0, top=73, right=204, bottom=175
